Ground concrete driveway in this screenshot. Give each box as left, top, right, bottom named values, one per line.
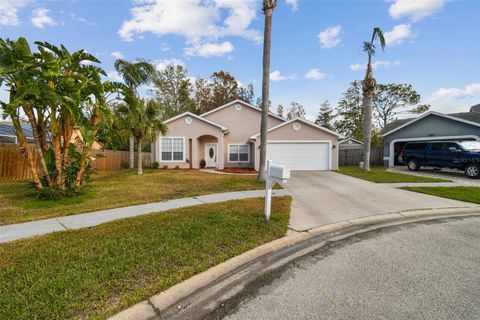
left=285, top=171, right=478, bottom=231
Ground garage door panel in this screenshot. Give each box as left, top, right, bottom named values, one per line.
left=266, top=142, right=329, bottom=171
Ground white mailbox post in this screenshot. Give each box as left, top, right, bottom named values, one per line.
left=265, top=161, right=290, bottom=221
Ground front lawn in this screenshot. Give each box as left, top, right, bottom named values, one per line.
left=401, top=186, right=480, bottom=204
left=0, top=169, right=266, bottom=225
left=0, top=196, right=291, bottom=320
left=338, top=166, right=451, bottom=183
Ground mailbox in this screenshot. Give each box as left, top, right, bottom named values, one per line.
left=264, top=161, right=290, bottom=221
left=269, top=164, right=290, bottom=180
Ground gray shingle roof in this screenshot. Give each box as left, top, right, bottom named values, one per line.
left=381, top=104, right=480, bottom=135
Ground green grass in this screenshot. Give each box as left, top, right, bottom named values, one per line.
left=0, top=169, right=268, bottom=225
left=401, top=186, right=480, bottom=204
left=338, top=166, right=451, bottom=183
left=0, top=196, right=291, bottom=320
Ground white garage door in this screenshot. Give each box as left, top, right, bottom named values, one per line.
left=266, top=142, right=330, bottom=171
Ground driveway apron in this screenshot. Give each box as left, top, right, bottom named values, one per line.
left=285, top=171, right=478, bottom=231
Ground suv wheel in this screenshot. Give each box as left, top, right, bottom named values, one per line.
left=464, top=163, right=480, bottom=179
left=407, top=159, right=420, bottom=171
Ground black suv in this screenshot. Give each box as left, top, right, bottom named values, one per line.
left=400, top=141, right=480, bottom=179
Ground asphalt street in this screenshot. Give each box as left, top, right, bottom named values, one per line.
left=212, top=216, right=480, bottom=320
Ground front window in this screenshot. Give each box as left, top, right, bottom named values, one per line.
left=229, top=144, right=249, bottom=162
left=459, top=141, right=480, bottom=151
left=161, top=138, right=184, bottom=161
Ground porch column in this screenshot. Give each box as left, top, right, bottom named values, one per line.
left=192, top=138, right=199, bottom=169
left=218, top=134, right=224, bottom=170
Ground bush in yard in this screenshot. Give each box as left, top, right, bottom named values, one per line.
left=175, top=165, right=180, bottom=169
left=200, top=159, right=206, bottom=168
left=0, top=37, right=125, bottom=195
left=120, top=160, right=130, bottom=169
left=163, top=165, right=168, bottom=169
left=150, top=161, right=159, bottom=169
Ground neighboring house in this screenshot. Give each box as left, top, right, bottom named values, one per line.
left=152, top=100, right=343, bottom=171
left=381, top=104, right=480, bottom=167
left=0, top=122, right=101, bottom=149
left=339, top=138, right=364, bottom=150
left=0, top=122, right=34, bottom=144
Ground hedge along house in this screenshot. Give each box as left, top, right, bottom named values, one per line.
left=381, top=104, right=480, bottom=167
left=152, top=100, right=343, bottom=171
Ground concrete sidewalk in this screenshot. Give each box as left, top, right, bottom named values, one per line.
left=0, top=189, right=290, bottom=243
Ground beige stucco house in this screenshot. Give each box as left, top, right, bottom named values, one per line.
left=152, top=100, right=343, bottom=171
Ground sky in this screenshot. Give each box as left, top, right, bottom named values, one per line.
left=1, top=0, right=479, bottom=121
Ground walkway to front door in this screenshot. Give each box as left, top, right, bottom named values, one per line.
left=205, top=143, right=217, bottom=168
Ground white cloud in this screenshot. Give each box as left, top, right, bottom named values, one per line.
left=184, top=41, right=234, bottom=57
left=430, top=83, right=480, bottom=101
left=270, top=70, right=287, bottom=81
left=155, top=58, right=186, bottom=71
left=0, top=0, right=32, bottom=26
left=160, top=43, right=171, bottom=52
left=31, top=8, right=57, bottom=29
left=384, top=24, right=417, bottom=46
left=373, top=60, right=401, bottom=69
left=69, top=13, right=97, bottom=26
left=286, top=0, right=298, bottom=11
left=270, top=70, right=297, bottom=81
left=305, top=68, right=327, bottom=80
left=107, top=71, right=123, bottom=82
left=350, top=60, right=401, bottom=71
left=111, top=51, right=124, bottom=60
left=350, top=63, right=363, bottom=71
left=118, top=0, right=261, bottom=54
left=389, top=0, right=445, bottom=22
left=318, top=25, right=342, bottom=49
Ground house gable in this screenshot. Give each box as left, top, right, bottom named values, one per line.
left=382, top=113, right=480, bottom=141
left=249, top=118, right=343, bottom=140
left=202, top=100, right=284, bottom=143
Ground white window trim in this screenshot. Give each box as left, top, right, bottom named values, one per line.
left=228, top=143, right=250, bottom=163
left=159, top=136, right=186, bottom=163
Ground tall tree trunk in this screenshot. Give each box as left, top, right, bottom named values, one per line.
left=137, top=138, right=143, bottom=175
left=362, top=62, right=376, bottom=172
left=257, top=7, right=273, bottom=182
left=52, top=135, right=64, bottom=189
left=23, top=106, right=53, bottom=187
left=12, top=117, right=43, bottom=189
left=75, top=143, right=92, bottom=187
left=129, top=136, right=135, bottom=169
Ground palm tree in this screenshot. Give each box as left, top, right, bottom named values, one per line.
left=361, top=27, right=385, bottom=172
left=114, top=59, right=155, bottom=169
left=115, top=95, right=167, bottom=175
left=258, top=0, right=278, bottom=182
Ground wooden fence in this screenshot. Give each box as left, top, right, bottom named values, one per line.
left=339, top=147, right=384, bottom=166
left=91, top=149, right=151, bottom=171
left=0, top=143, right=152, bottom=180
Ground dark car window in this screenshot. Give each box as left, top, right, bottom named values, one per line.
left=404, top=143, right=427, bottom=150
left=445, top=142, right=461, bottom=152
left=431, top=143, right=444, bottom=151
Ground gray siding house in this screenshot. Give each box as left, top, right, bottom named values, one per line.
left=381, top=104, right=480, bottom=167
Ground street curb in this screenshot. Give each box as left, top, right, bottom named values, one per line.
left=108, top=207, right=480, bottom=320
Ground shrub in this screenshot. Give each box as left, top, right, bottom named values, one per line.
left=200, top=159, right=206, bottom=168
left=150, top=161, right=160, bottom=169
left=163, top=165, right=169, bottom=170
left=120, top=160, right=130, bottom=169
left=37, top=187, right=84, bottom=200
left=174, top=165, right=180, bottom=170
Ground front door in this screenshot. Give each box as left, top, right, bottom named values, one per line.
left=205, top=143, right=217, bottom=168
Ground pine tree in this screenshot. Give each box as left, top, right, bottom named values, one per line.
left=314, top=100, right=335, bottom=129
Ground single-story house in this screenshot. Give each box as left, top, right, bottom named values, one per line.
left=339, top=138, right=364, bottom=149
left=381, top=104, right=480, bottom=167
left=0, top=121, right=101, bottom=149
left=152, top=100, right=343, bottom=171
